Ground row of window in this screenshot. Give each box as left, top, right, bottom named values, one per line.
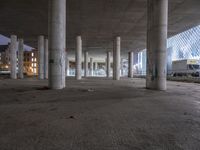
left=24, top=52, right=36, bottom=57
left=32, top=63, right=37, bottom=67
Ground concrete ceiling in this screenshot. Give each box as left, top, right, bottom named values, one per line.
left=0, top=0, right=200, bottom=59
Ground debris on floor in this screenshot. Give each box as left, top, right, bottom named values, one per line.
left=69, top=116, right=75, bottom=119
left=36, top=86, right=50, bottom=90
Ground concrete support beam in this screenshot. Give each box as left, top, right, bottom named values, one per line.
left=44, top=39, right=48, bottom=79
left=105, top=58, right=107, bottom=70
left=121, top=58, right=124, bottom=76
left=10, top=35, right=17, bottom=79
left=133, top=52, right=138, bottom=74
left=38, top=35, right=45, bottom=79
left=90, top=58, right=93, bottom=76
left=94, top=62, right=98, bottom=76
left=94, top=62, right=98, bottom=70
left=65, top=52, right=69, bottom=77
left=84, top=51, right=89, bottom=77
left=106, top=51, right=111, bottom=78
left=18, top=38, right=24, bottom=79
left=76, top=36, right=82, bottom=80
left=128, top=52, right=134, bottom=78
left=146, top=0, right=168, bottom=90
left=113, top=36, right=121, bottom=80
left=48, top=0, right=66, bottom=89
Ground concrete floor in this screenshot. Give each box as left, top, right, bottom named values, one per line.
left=0, top=77, right=200, bottom=150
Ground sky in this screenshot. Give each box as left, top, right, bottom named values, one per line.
left=0, top=34, right=34, bottom=51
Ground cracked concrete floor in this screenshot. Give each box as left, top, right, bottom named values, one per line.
left=0, top=77, right=200, bottom=150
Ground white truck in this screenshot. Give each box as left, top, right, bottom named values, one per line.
left=172, top=59, right=200, bottom=77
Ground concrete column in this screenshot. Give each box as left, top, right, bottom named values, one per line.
left=10, top=35, right=17, bottom=79
left=94, top=62, right=98, bottom=70
left=65, top=52, right=69, bottom=77
left=48, top=0, right=66, bottom=89
left=128, top=52, right=134, bottom=78
left=167, top=47, right=173, bottom=75
left=106, top=51, right=111, bottom=78
left=105, top=58, right=107, bottom=70
left=38, top=35, right=45, bottom=79
left=84, top=51, right=89, bottom=77
left=94, top=62, right=98, bottom=76
left=44, top=39, right=48, bottom=79
left=18, top=38, right=24, bottom=79
left=76, top=36, right=82, bottom=80
left=134, top=52, right=139, bottom=74
left=146, top=0, right=168, bottom=90
left=121, top=58, right=124, bottom=76
left=113, top=36, right=121, bottom=80
left=90, top=58, right=93, bottom=76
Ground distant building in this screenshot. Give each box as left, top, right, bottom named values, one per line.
left=21, top=49, right=39, bottom=76
left=0, top=45, right=38, bottom=76
left=30, top=49, right=38, bottom=76
left=0, top=45, right=10, bottom=70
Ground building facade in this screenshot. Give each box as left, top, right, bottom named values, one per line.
left=0, top=46, right=38, bottom=76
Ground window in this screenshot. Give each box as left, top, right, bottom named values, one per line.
left=34, top=68, right=37, bottom=74
left=188, top=64, right=200, bottom=70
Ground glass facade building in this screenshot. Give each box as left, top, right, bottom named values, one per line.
left=135, top=25, right=200, bottom=75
